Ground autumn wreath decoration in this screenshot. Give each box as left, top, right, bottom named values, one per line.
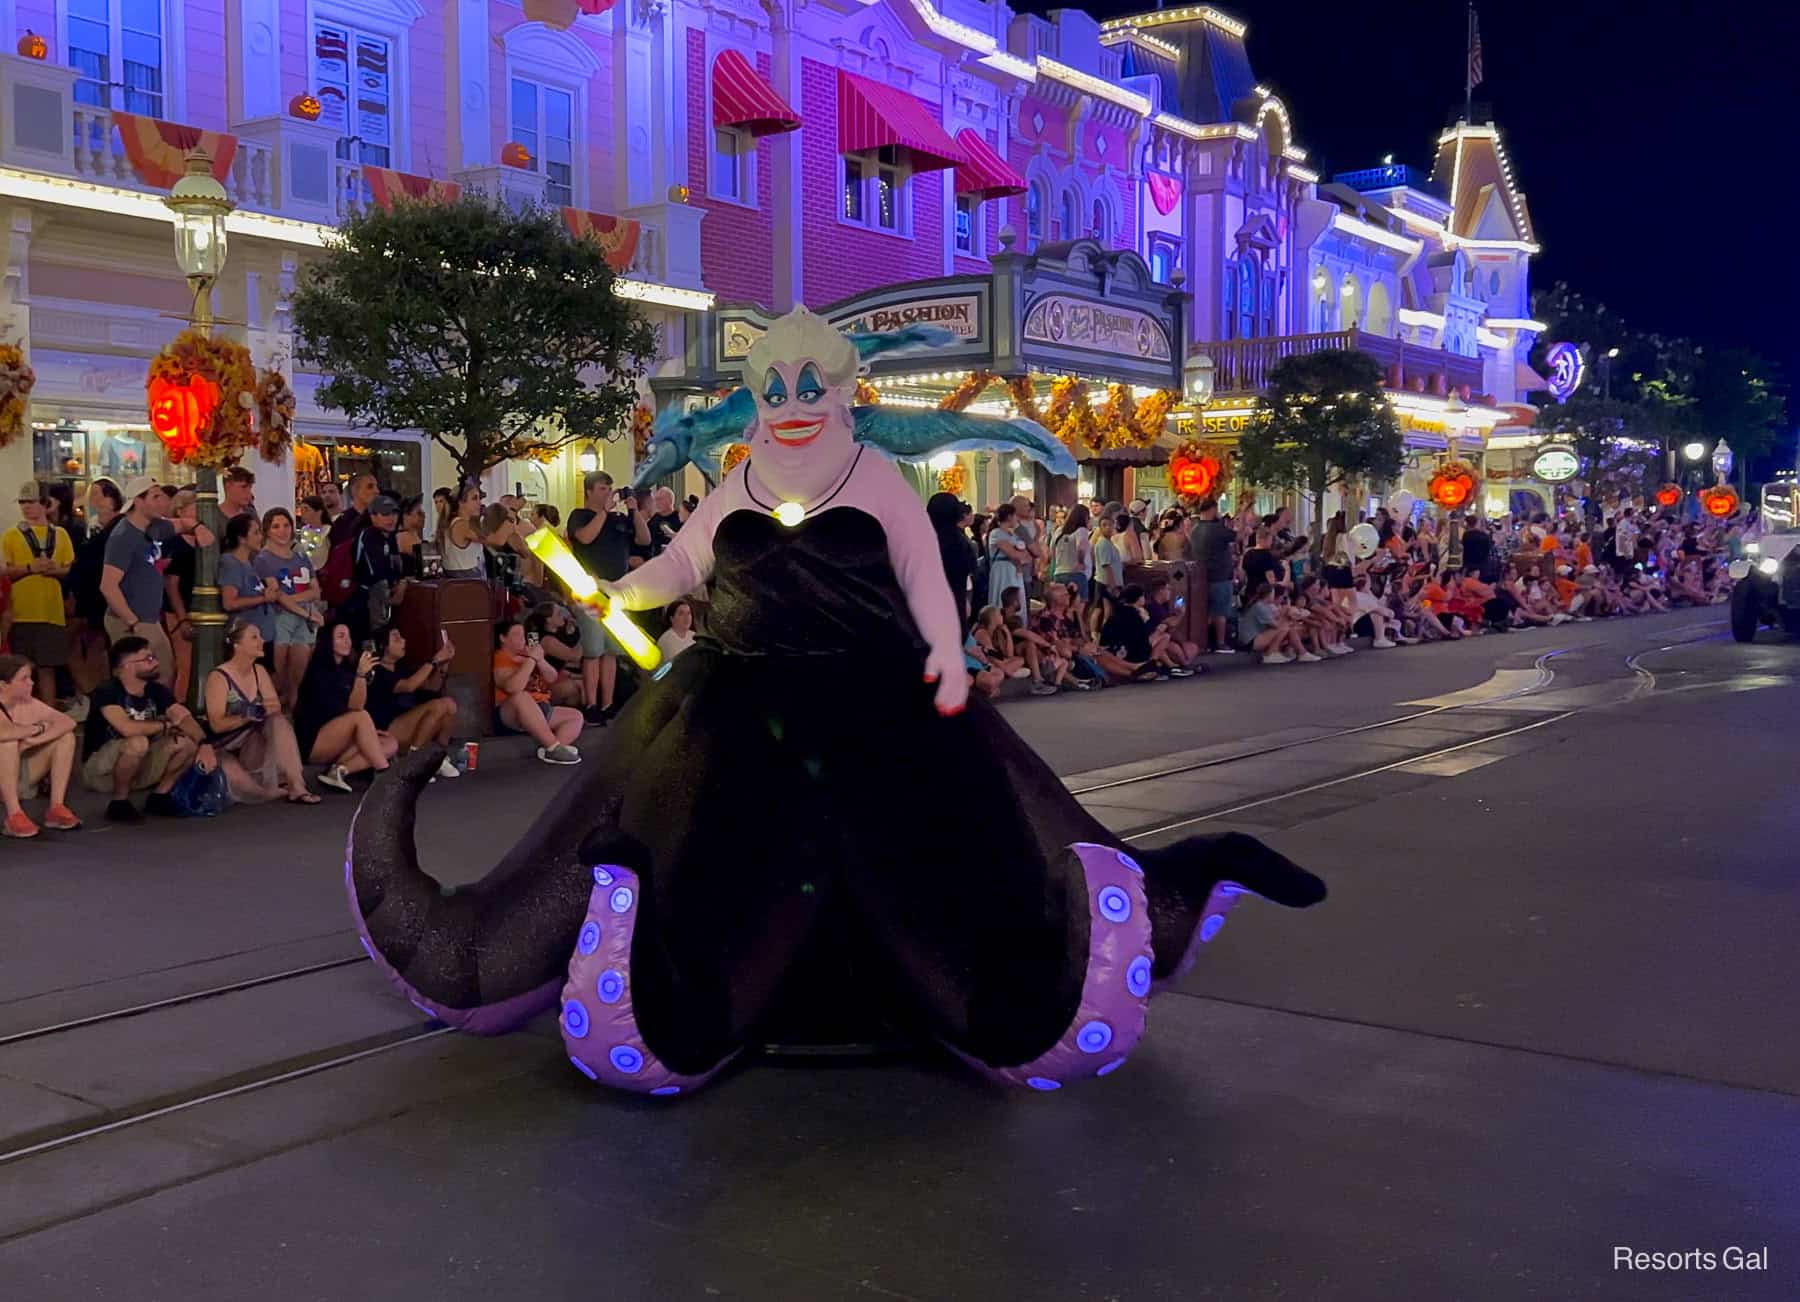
left=1428, top=460, right=1479, bottom=510
left=0, top=342, right=36, bottom=447
left=936, top=465, right=967, bottom=496
left=255, top=366, right=296, bottom=462
left=1169, top=440, right=1229, bottom=500
left=855, top=378, right=882, bottom=406
left=629, top=402, right=654, bottom=460
left=146, top=329, right=257, bottom=468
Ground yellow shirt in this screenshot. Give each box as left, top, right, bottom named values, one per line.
left=3, top=524, right=75, bottom=626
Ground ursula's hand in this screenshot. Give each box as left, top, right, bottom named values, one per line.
left=922, top=645, right=970, bottom=717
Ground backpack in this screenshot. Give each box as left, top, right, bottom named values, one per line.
left=318, top=535, right=358, bottom=607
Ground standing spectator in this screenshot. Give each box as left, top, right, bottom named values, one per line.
left=295, top=619, right=399, bottom=792
left=1010, top=495, right=1045, bottom=598
left=436, top=484, right=489, bottom=579
left=346, top=496, right=406, bottom=640
left=566, top=471, right=649, bottom=725
left=657, top=600, right=697, bottom=662
left=1050, top=504, right=1094, bottom=598
left=5, top=481, right=75, bottom=703
left=43, top=482, right=78, bottom=534
left=0, top=653, right=81, bottom=836
left=367, top=624, right=460, bottom=774
left=1461, top=514, right=1494, bottom=580
left=319, top=479, right=344, bottom=519
left=927, top=492, right=977, bottom=631
left=161, top=489, right=215, bottom=704
left=646, top=487, right=685, bottom=556
left=218, top=514, right=278, bottom=655
left=256, top=507, right=324, bottom=710
left=1186, top=498, right=1237, bottom=654
left=296, top=496, right=332, bottom=569
left=81, top=634, right=211, bottom=821
left=985, top=503, right=1031, bottom=609
left=98, top=477, right=175, bottom=671
left=202, top=620, right=317, bottom=803
left=394, top=496, right=428, bottom=578
left=221, top=465, right=257, bottom=520
left=492, top=619, right=583, bottom=764
left=1094, top=514, right=1125, bottom=597
left=328, top=473, right=378, bottom=547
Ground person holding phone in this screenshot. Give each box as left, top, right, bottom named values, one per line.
left=366, top=624, right=461, bottom=775
left=294, top=618, right=399, bottom=793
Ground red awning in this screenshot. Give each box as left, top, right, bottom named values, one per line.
left=952, top=128, right=1024, bottom=200
left=712, top=49, right=799, bottom=137
left=837, top=69, right=965, bottom=173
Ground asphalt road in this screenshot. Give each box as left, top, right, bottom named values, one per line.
left=2, top=607, right=1796, bottom=1301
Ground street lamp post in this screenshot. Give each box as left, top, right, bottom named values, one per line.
left=162, top=152, right=234, bottom=710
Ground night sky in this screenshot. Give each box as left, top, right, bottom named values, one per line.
left=1031, top=0, right=1800, bottom=390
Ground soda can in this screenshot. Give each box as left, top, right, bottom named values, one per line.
left=463, top=741, right=479, bottom=772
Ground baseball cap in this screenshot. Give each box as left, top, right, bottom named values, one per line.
left=15, top=479, right=42, bottom=503
left=122, top=475, right=160, bottom=502
left=368, top=494, right=400, bottom=516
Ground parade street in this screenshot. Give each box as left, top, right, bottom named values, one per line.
left=1, top=606, right=1795, bottom=1301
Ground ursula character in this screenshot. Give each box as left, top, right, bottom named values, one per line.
left=347, top=307, right=1325, bottom=1096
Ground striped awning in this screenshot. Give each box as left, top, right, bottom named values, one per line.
left=952, top=128, right=1024, bottom=200
left=712, top=49, right=799, bottom=136
left=112, top=114, right=238, bottom=189
left=837, top=69, right=965, bottom=173
left=562, top=207, right=641, bottom=273
left=361, top=166, right=461, bottom=209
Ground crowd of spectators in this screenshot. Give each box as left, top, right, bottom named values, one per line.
left=937, top=488, right=1748, bottom=691
left=0, top=467, right=701, bottom=837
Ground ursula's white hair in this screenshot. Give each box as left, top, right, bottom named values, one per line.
left=744, top=306, right=859, bottom=390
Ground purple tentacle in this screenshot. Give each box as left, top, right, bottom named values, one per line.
left=1151, top=880, right=1255, bottom=995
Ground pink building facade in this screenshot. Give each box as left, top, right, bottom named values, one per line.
left=0, top=0, right=1541, bottom=522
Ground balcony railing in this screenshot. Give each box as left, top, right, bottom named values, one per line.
left=1199, top=330, right=1487, bottom=402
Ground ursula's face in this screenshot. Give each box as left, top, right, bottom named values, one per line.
left=749, top=359, right=857, bottom=501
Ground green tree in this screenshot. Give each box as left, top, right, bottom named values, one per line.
left=1237, top=350, right=1402, bottom=541
left=291, top=193, right=656, bottom=486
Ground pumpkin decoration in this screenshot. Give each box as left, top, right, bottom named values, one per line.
left=1428, top=460, right=1479, bottom=510
left=937, top=465, right=967, bottom=497
left=1169, top=445, right=1224, bottom=499
left=1655, top=483, right=1682, bottom=509
left=1700, top=485, right=1739, bottom=519
left=721, top=443, right=751, bottom=477
left=289, top=93, right=323, bottom=122
left=17, top=30, right=48, bottom=60
left=145, top=329, right=257, bottom=468
left=501, top=141, right=534, bottom=169
left=255, top=366, right=297, bottom=462
left=0, top=341, right=36, bottom=447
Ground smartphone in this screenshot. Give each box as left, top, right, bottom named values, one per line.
left=439, top=629, right=450, bottom=650
left=362, top=640, right=377, bottom=658
left=526, top=631, right=541, bottom=647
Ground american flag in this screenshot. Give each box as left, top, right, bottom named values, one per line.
left=1468, top=8, right=1485, bottom=90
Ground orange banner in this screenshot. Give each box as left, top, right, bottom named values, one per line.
left=112, top=113, right=238, bottom=190
left=562, top=207, right=641, bottom=273
left=361, top=166, right=462, bottom=210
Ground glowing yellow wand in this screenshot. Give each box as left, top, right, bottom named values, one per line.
left=524, top=526, right=663, bottom=672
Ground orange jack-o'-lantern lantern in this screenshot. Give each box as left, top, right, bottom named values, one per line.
left=17, top=31, right=48, bottom=61
left=1428, top=461, right=1478, bottom=510
left=289, top=93, right=323, bottom=122
left=501, top=141, right=534, bottom=169
left=1169, top=452, right=1222, bottom=499
left=1655, top=483, right=1682, bottom=509
left=148, top=374, right=221, bottom=463
left=1700, top=485, right=1739, bottom=519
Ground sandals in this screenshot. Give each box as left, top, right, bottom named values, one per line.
left=286, top=790, right=323, bottom=805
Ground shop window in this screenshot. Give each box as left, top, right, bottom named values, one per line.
left=841, top=146, right=907, bottom=234
left=711, top=126, right=753, bottom=204
left=70, top=0, right=166, bottom=116
left=510, top=77, right=576, bottom=208
left=955, top=195, right=980, bottom=255
left=316, top=20, right=393, bottom=167
left=1147, top=233, right=1181, bottom=284
left=1091, top=199, right=1108, bottom=244
left=1058, top=190, right=1076, bottom=241
left=1235, top=257, right=1258, bottom=340
left=1026, top=182, right=1045, bottom=250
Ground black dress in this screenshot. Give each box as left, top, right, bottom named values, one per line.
left=348, top=506, right=1324, bottom=1091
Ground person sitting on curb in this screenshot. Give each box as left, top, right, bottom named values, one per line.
left=366, top=624, right=461, bottom=776
left=492, top=619, right=583, bottom=764
left=81, top=635, right=213, bottom=822
left=0, top=653, right=81, bottom=836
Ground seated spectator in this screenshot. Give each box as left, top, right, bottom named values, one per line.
left=961, top=621, right=1007, bottom=699
left=1460, top=569, right=1518, bottom=631
left=1668, top=557, right=1709, bottom=606
left=256, top=507, right=325, bottom=710
left=367, top=625, right=460, bottom=777
left=295, top=619, right=399, bottom=792
left=203, top=621, right=318, bottom=804
left=658, top=600, right=697, bottom=661
left=1348, top=574, right=1407, bottom=646
left=82, top=635, right=213, bottom=821
left=1102, top=586, right=1195, bottom=679
left=1236, top=583, right=1315, bottom=664
left=1298, top=574, right=1355, bottom=655
left=1505, top=575, right=1562, bottom=627
left=493, top=619, right=583, bottom=764
left=970, top=606, right=1040, bottom=689
left=1144, top=578, right=1202, bottom=665
left=0, top=653, right=80, bottom=836
left=525, top=602, right=586, bottom=676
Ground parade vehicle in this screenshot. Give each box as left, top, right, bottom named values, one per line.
left=1729, top=481, right=1800, bottom=641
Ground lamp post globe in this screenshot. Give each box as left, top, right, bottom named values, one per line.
left=1184, top=351, right=1215, bottom=406
left=162, top=151, right=236, bottom=711
left=1682, top=440, right=1707, bottom=463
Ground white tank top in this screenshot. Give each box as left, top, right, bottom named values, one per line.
left=441, top=525, right=486, bottom=574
